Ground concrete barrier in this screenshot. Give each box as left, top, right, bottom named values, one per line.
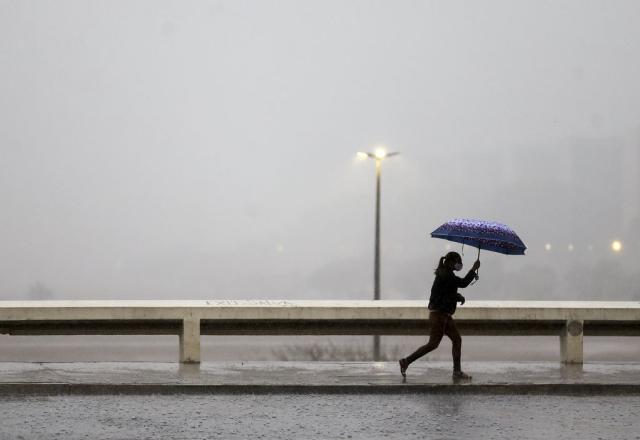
left=1, top=300, right=639, bottom=363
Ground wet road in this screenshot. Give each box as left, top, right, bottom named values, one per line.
left=1, top=394, right=639, bottom=440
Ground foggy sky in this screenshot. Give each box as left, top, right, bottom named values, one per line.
left=1, top=0, right=639, bottom=301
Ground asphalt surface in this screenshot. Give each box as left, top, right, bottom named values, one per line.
left=2, top=361, right=639, bottom=439
left=1, top=393, right=639, bottom=440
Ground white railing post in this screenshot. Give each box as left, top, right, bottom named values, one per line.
left=179, top=318, right=201, bottom=363
left=560, top=320, right=583, bottom=364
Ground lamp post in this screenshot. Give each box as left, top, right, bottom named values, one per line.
left=357, top=147, right=399, bottom=360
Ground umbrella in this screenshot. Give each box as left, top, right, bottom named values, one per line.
left=431, top=218, right=526, bottom=279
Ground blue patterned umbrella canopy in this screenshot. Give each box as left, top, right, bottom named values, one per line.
left=431, top=218, right=526, bottom=256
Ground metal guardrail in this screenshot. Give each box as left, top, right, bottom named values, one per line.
left=1, top=300, right=639, bottom=363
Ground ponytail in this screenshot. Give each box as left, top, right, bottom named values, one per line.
left=434, top=256, right=447, bottom=275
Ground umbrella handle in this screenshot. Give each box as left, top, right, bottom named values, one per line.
left=469, top=247, right=480, bottom=286
left=476, top=246, right=481, bottom=275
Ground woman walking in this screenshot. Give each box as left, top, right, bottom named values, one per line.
left=399, top=251, right=480, bottom=380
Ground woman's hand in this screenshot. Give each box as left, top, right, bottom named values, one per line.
left=472, top=260, right=481, bottom=271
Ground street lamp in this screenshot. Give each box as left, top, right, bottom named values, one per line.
left=611, top=240, right=623, bottom=252
left=357, top=146, right=400, bottom=360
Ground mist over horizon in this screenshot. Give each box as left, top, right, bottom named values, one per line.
left=1, top=0, right=639, bottom=302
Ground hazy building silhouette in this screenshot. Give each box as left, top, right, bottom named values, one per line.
left=27, top=282, right=54, bottom=300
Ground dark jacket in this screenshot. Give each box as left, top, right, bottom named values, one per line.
left=428, top=269, right=476, bottom=315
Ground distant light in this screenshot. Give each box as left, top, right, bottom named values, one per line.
left=587, top=244, right=593, bottom=251
left=374, top=148, right=387, bottom=159
left=544, top=243, right=552, bottom=251
left=445, top=244, right=452, bottom=250
left=356, top=152, right=369, bottom=160
left=611, top=240, right=623, bottom=252
left=568, top=244, right=574, bottom=252
left=276, top=244, right=284, bottom=253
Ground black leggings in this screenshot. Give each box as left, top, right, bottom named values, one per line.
left=405, top=311, right=462, bottom=372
